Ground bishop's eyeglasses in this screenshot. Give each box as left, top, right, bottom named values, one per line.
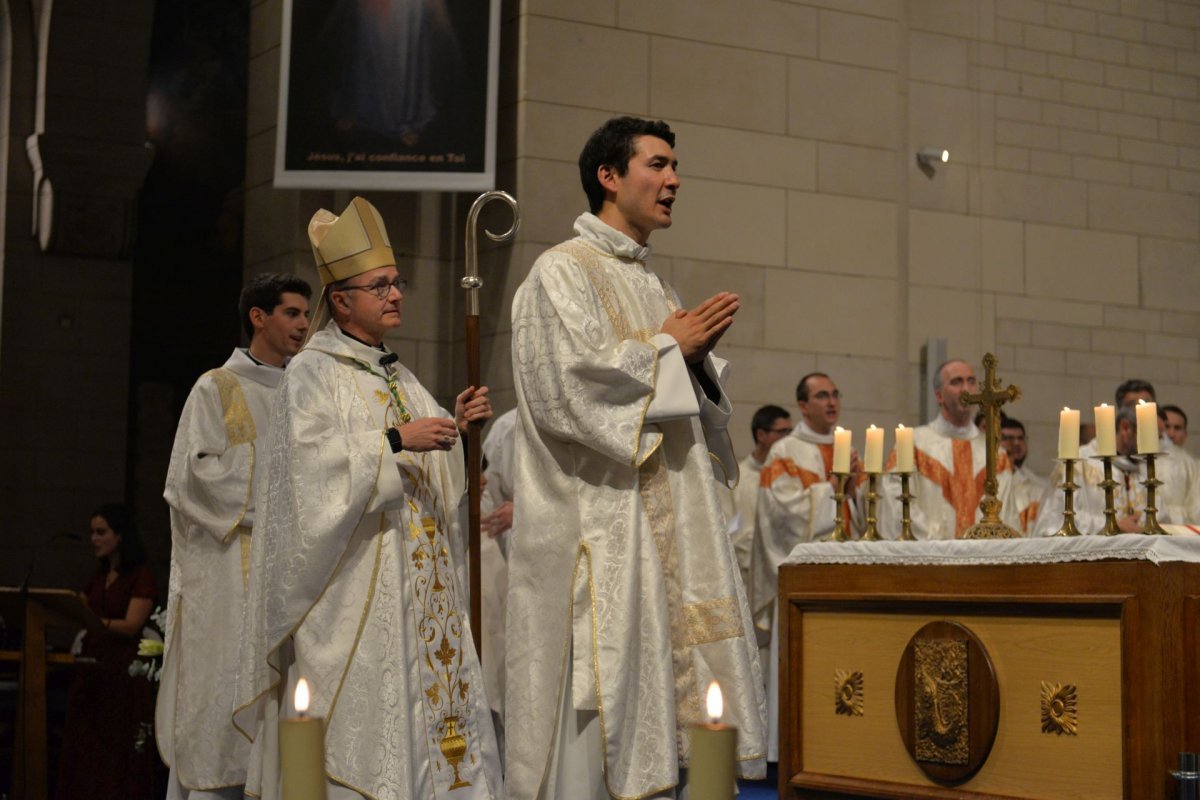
left=338, top=276, right=408, bottom=299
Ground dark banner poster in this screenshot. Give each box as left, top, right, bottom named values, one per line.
left=275, top=0, right=498, bottom=191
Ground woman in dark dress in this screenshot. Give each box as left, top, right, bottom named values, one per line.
left=55, top=503, right=159, bottom=800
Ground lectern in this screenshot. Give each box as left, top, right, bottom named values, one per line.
left=0, top=587, right=100, bottom=800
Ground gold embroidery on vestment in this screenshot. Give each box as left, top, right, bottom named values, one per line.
left=209, top=368, right=257, bottom=446
left=639, top=452, right=703, bottom=733
left=552, top=240, right=661, bottom=466
left=208, top=368, right=257, bottom=540
left=682, top=597, right=742, bottom=646
left=400, top=460, right=474, bottom=789
left=238, top=527, right=252, bottom=589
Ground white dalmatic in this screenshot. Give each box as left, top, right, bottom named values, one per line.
left=233, top=323, right=501, bottom=800
left=506, top=213, right=767, bottom=800
left=480, top=408, right=517, bottom=726
left=160, top=348, right=280, bottom=796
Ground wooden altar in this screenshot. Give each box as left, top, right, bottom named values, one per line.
left=778, top=549, right=1200, bottom=799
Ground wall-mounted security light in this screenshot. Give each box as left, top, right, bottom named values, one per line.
left=916, top=147, right=950, bottom=174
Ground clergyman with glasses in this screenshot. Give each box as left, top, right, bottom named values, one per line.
left=233, top=197, right=503, bottom=800
left=752, top=372, right=861, bottom=762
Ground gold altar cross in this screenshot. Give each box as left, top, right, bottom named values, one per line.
left=960, top=353, right=1022, bottom=539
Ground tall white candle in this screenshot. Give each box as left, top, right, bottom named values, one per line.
left=864, top=425, right=884, bottom=473
left=832, top=427, right=851, bottom=473
left=1058, top=408, right=1080, bottom=459
left=690, top=682, right=736, bottom=800
left=1094, top=403, right=1116, bottom=457
left=280, top=678, right=327, bottom=800
left=894, top=424, right=914, bottom=472
left=1136, top=399, right=1159, bottom=454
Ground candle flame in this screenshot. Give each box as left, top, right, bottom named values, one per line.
left=835, top=426, right=845, bottom=432
left=706, top=681, right=723, bottom=723
left=294, top=678, right=310, bottom=714
left=897, top=423, right=906, bottom=430
left=1063, top=406, right=1071, bottom=411
left=868, top=424, right=878, bottom=430
left=1138, top=399, right=1146, bottom=405
left=1100, top=403, right=1109, bottom=408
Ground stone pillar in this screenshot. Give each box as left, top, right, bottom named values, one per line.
left=0, top=0, right=155, bottom=585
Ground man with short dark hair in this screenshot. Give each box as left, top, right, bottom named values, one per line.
left=999, top=417, right=1049, bottom=534
left=160, top=272, right=311, bottom=798
left=1115, top=377, right=1156, bottom=408
left=506, top=116, right=766, bottom=799
left=1035, top=384, right=1199, bottom=534
left=234, top=197, right=501, bottom=800
left=754, top=371, right=861, bottom=760
left=727, top=404, right=792, bottom=589
left=1109, top=380, right=1199, bottom=524
left=1163, top=404, right=1188, bottom=447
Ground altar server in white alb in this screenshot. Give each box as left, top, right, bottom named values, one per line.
left=233, top=197, right=502, bottom=800
left=506, top=116, right=767, bottom=800
left=1033, top=401, right=1200, bottom=535
left=159, top=272, right=311, bottom=799
left=753, top=372, right=861, bottom=762
left=727, top=404, right=792, bottom=592
left=879, top=359, right=1025, bottom=539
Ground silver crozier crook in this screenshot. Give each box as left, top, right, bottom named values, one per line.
left=462, top=190, right=519, bottom=656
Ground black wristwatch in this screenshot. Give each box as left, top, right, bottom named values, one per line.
left=386, top=426, right=403, bottom=453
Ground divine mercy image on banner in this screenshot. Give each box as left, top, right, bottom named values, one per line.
left=275, top=0, right=499, bottom=191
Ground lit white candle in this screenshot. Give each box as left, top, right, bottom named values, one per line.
left=280, top=678, right=326, bottom=800
left=864, top=425, right=884, bottom=473
left=894, top=424, right=914, bottom=472
left=1094, top=403, right=1116, bottom=457
left=1136, top=399, right=1159, bottom=454
left=832, top=427, right=851, bottom=473
left=689, top=682, right=737, bottom=800
left=1058, top=408, right=1080, bottom=459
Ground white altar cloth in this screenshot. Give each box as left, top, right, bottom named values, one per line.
left=782, top=530, right=1200, bottom=568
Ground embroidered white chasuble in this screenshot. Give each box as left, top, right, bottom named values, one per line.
left=159, top=348, right=279, bottom=792
left=506, top=214, right=767, bottom=800
left=233, top=324, right=501, bottom=800
left=878, top=417, right=1022, bottom=540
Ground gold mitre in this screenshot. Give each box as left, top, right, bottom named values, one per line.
left=308, top=196, right=395, bottom=285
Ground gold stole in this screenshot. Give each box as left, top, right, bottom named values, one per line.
left=206, top=367, right=255, bottom=585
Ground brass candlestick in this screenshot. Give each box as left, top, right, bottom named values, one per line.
left=1051, top=458, right=1082, bottom=537
left=1093, top=455, right=1123, bottom=536
left=826, top=472, right=851, bottom=542
left=861, top=473, right=882, bottom=541
left=1139, top=453, right=1169, bottom=536
left=896, top=470, right=917, bottom=540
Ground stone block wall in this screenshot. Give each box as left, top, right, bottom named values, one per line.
left=240, top=0, right=1200, bottom=477
left=496, top=0, right=1200, bottom=475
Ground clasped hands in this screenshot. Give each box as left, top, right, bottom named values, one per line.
left=394, top=386, right=492, bottom=452
left=660, top=292, right=739, bottom=364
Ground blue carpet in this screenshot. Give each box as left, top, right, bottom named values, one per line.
left=736, top=778, right=777, bottom=798
left=736, top=762, right=778, bottom=798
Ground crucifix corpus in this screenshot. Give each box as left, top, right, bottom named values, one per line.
left=960, top=352, right=1022, bottom=539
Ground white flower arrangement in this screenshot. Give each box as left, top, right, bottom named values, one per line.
left=128, top=604, right=167, bottom=683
